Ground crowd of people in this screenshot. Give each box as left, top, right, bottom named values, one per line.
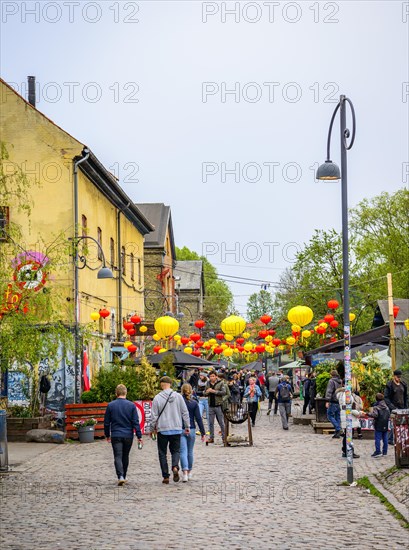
left=103, top=366, right=408, bottom=486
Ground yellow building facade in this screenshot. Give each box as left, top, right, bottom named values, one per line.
left=0, top=78, right=153, bottom=403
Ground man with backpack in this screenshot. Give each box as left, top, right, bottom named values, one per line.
left=266, top=371, right=280, bottom=415
left=325, top=370, right=342, bottom=438
left=276, top=376, right=293, bottom=430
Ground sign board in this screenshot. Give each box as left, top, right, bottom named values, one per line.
left=134, top=400, right=152, bottom=435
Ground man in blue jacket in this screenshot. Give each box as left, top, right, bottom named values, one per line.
left=104, top=384, right=143, bottom=486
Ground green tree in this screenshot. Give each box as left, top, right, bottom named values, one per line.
left=175, top=246, right=234, bottom=329
left=246, top=290, right=276, bottom=323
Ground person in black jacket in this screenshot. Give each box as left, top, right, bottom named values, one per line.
left=366, top=393, right=391, bottom=458
left=180, top=383, right=205, bottom=482
left=384, top=369, right=408, bottom=444
left=104, top=384, right=143, bottom=486
left=325, top=370, right=342, bottom=438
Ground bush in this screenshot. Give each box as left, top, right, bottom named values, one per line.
left=91, top=365, right=140, bottom=402
left=6, top=405, right=32, bottom=418
left=316, top=372, right=331, bottom=397
left=80, top=388, right=99, bottom=403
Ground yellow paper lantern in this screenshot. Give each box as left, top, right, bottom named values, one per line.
left=124, top=341, right=132, bottom=349
left=287, top=306, right=314, bottom=327
left=139, top=325, right=147, bottom=333
left=244, top=342, right=253, bottom=352
left=174, top=334, right=181, bottom=341
left=154, top=316, right=179, bottom=338
left=286, top=336, right=296, bottom=346
left=404, top=319, right=409, bottom=330
left=90, top=311, right=100, bottom=321
left=184, top=347, right=192, bottom=354
left=153, top=333, right=161, bottom=341
left=159, top=348, right=167, bottom=353
left=319, top=322, right=328, bottom=329
left=221, top=343, right=228, bottom=350
left=223, top=348, right=233, bottom=357
left=278, top=345, right=285, bottom=351
left=291, top=324, right=301, bottom=333
left=302, top=330, right=312, bottom=339
left=265, top=345, right=274, bottom=353
left=220, top=315, right=246, bottom=337
left=224, top=333, right=234, bottom=341
left=265, top=335, right=273, bottom=342
left=349, top=313, right=356, bottom=322
left=242, top=332, right=251, bottom=339
left=208, top=338, right=217, bottom=345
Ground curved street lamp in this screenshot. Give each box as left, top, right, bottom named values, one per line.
left=317, top=95, right=356, bottom=485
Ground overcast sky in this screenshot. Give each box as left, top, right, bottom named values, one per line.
left=2, top=1, right=408, bottom=316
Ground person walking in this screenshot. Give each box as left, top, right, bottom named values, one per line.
left=384, top=369, right=408, bottom=445
left=276, top=376, right=293, bottom=430
left=365, top=392, right=391, bottom=458
left=180, top=384, right=206, bottom=482
left=266, top=371, right=280, bottom=415
left=197, top=372, right=209, bottom=431
left=309, top=372, right=317, bottom=413
left=149, top=376, right=190, bottom=484
left=243, top=377, right=262, bottom=426
left=325, top=370, right=342, bottom=438
left=205, top=371, right=226, bottom=443
left=302, top=373, right=312, bottom=415
left=104, top=384, right=143, bottom=486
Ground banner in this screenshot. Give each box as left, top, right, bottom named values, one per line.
left=134, top=400, right=153, bottom=435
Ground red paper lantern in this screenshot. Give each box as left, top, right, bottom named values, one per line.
left=237, top=346, right=244, bottom=352
left=260, top=315, right=272, bottom=325
left=127, top=328, right=136, bottom=336
left=324, top=314, right=334, bottom=323
left=127, top=344, right=137, bottom=353
left=316, top=326, right=326, bottom=335
left=99, top=308, right=110, bottom=319
left=153, top=345, right=161, bottom=353
left=255, top=345, right=265, bottom=353
left=123, top=321, right=134, bottom=331
left=213, top=346, right=223, bottom=354
left=317, top=319, right=325, bottom=326
left=272, top=338, right=281, bottom=346
left=192, top=350, right=202, bottom=357
left=327, top=299, right=339, bottom=310
left=292, top=331, right=300, bottom=338
left=194, top=319, right=205, bottom=329
left=393, top=305, right=400, bottom=319
left=236, top=337, right=245, bottom=345
left=267, top=329, right=276, bottom=336
left=190, top=333, right=201, bottom=343
left=181, top=336, right=190, bottom=345
left=196, top=340, right=204, bottom=348
left=130, top=315, right=141, bottom=324
left=216, top=333, right=225, bottom=341
left=330, top=320, right=339, bottom=328
left=258, top=330, right=268, bottom=339
left=330, top=337, right=337, bottom=343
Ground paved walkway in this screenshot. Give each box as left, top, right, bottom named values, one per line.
left=1, top=402, right=408, bottom=550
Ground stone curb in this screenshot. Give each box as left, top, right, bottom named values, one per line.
left=367, top=473, right=409, bottom=524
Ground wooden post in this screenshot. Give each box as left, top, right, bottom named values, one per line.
left=387, top=273, right=396, bottom=371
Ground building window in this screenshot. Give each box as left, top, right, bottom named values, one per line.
left=138, top=258, right=142, bottom=286
left=121, top=246, right=126, bottom=275
left=110, top=238, right=115, bottom=268
left=130, top=253, right=134, bottom=281
left=0, top=207, right=10, bottom=240
left=97, top=227, right=102, bottom=261
left=81, top=215, right=87, bottom=237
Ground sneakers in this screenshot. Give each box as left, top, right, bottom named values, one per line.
left=332, top=431, right=341, bottom=439
left=266, top=409, right=271, bottom=415
left=283, top=427, right=289, bottom=430
left=172, top=466, right=180, bottom=482
left=188, top=471, right=193, bottom=481
left=162, top=477, right=170, bottom=484
left=207, top=438, right=214, bottom=444
left=182, top=471, right=188, bottom=483
left=118, top=476, right=125, bottom=486
left=371, top=452, right=382, bottom=459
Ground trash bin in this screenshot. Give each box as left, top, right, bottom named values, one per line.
left=393, top=409, right=409, bottom=468
left=315, top=397, right=328, bottom=423
left=0, top=410, right=9, bottom=472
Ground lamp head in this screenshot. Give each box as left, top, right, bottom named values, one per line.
left=97, top=266, right=114, bottom=279
left=316, top=160, right=341, bottom=181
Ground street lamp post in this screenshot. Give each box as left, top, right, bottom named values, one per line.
left=317, top=95, right=356, bottom=484
left=71, top=235, right=113, bottom=403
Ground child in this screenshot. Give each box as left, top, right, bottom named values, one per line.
left=367, top=392, right=391, bottom=458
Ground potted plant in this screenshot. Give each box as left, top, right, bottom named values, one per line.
left=73, top=417, right=97, bottom=443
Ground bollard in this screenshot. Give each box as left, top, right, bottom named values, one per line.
left=0, top=410, right=9, bottom=472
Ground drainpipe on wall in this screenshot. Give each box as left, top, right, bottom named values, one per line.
left=73, top=149, right=90, bottom=404
left=117, top=203, right=130, bottom=339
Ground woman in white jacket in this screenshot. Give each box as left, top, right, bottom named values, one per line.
left=336, top=387, right=362, bottom=458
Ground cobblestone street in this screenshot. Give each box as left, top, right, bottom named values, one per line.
left=1, top=402, right=408, bottom=550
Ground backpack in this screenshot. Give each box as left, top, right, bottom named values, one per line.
left=375, top=407, right=390, bottom=432
left=40, top=374, right=51, bottom=394
left=279, top=383, right=291, bottom=402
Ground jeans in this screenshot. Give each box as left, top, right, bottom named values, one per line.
left=268, top=392, right=278, bottom=414
left=375, top=430, right=389, bottom=455
left=157, top=432, right=181, bottom=478
left=111, top=437, right=133, bottom=479
left=327, top=402, right=341, bottom=432
left=198, top=397, right=209, bottom=429
left=209, top=405, right=225, bottom=439
left=248, top=401, right=258, bottom=425
left=302, top=395, right=310, bottom=415
left=180, top=430, right=196, bottom=471
left=279, top=402, right=291, bottom=429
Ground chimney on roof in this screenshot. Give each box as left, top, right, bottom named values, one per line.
left=27, top=76, right=36, bottom=107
